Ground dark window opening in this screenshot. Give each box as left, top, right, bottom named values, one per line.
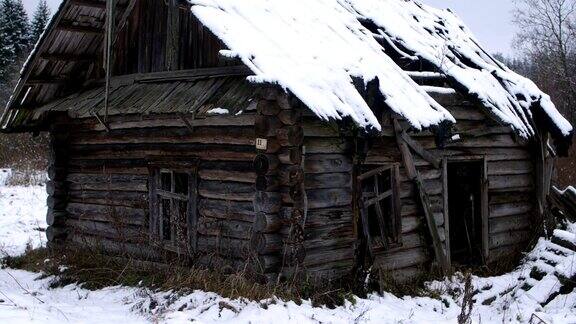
left=357, top=164, right=402, bottom=250
left=150, top=166, right=197, bottom=255
left=447, top=161, right=484, bottom=266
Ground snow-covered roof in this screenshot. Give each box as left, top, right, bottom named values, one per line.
left=191, top=0, right=573, bottom=140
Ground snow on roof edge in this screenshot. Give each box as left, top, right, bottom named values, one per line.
left=190, top=0, right=572, bottom=144
left=191, top=0, right=456, bottom=132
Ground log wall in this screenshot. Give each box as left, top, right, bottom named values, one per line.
left=295, top=92, right=538, bottom=282
left=48, top=112, right=259, bottom=269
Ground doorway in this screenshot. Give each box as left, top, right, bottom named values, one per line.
left=446, top=160, right=486, bottom=266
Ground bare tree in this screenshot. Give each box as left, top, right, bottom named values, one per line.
left=513, top=0, right=576, bottom=122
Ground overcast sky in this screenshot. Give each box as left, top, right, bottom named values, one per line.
left=23, top=0, right=519, bottom=55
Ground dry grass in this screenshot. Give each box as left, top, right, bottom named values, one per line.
left=3, top=246, right=360, bottom=307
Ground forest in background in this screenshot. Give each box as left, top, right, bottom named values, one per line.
left=0, top=0, right=574, bottom=186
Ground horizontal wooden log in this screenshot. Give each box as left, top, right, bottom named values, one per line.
left=446, top=104, right=487, bottom=121
left=304, top=172, right=351, bottom=190
left=67, top=233, right=160, bottom=261
left=488, top=160, right=534, bottom=176
left=255, top=175, right=280, bottom=192
left=46, top=180, right=67, bottom=196
left=278, top=147, right=302, bottom=165
left=282, top=207, right=352, bottom=228
left=199, top=169, right=256, bottom=183
left=67, top=219, right=143, bottom=242
left=488, top=244, right=525, bottom=263
left=304, top=154, right=353, bottom=174
left=489, top=230, right=531, bottom=249
left=283, top=243, right=307, bottom=266
left=46, top=210, right=67, bottom=226
left=198, top=199, right=255, bottom=222
left=300, top=227, right=356, bottom=251
left=69, top=127, right=255, bottom=146
left=276, top=126, right=304, bottom=147
left=196, top=235, right=250, bottom=258
left=254, top=212, right=282, bottom=233
left=68, top=180, right=147, bottom=192
left=197, top=217, right=254, bottom=240
left=257, top=99, right=281, bottom=116
left=253, top=191, right=281, bottom=213
left=47, top=196, right=68, bottom=210
left=69, top=143, right=256, bottom=162
left=250, top=233, right=283, bottom=254
left=489, top=202, right=534, bottom=218
left=489, top=192, right=533, bottom=205
left=401, top=179, right=443, bottom=198
left=255, top=115, right=282, bottom=137
left=47, top=166, right=67, bottom=181
left=68, top=190, right=147, bottom=208
left=302, top=246, right=353, bottom=268
left=402, top=213, right=444, bottom=234
left=66, top=173, right=148, bottom=184
left=46, top=225, right=67, bottom=242
left=277, top=109, right=302, bottom=126
left=306, top=188, right=352, bottom=209
left=72, top=114, right=256, bottom=132
left=198, top=180, right=255, bottom=202
left=66, top=202, right=146, bottom=226
left=302, top=119, right=339, bottom=137
left=489, top=174, right=534, bottom=191
left=373, top=246, right=429, bottom=271
left=279, top=165, right=304, bottom=186
left=373, top=232, right=430, bottom=255
left=304, top=138, right=352, bottom=154
left=489, top=214, right=531, bottom=234
left=253, top=154, right=280, bottom=176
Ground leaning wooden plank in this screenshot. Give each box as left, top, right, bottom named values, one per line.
left=399, top=131, right=441, bottom=168
left=393, top=119, right=450, bottom=274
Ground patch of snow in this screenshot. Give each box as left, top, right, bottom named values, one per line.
left=206, top=107, right=230, bottom=115
left=0, top=184, right=47, bottom=257
left=3, top=183, right=576, bottom=323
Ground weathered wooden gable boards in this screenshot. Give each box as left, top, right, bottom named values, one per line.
left=113, top=0, right=228, bottom=75
left=47, top=111, right=258, bottom=269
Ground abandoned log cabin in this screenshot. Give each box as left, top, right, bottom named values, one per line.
left=1, top=0, right=573, bottom=283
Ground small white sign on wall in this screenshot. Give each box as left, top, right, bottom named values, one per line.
left=256, top=138, right=268, bottom=150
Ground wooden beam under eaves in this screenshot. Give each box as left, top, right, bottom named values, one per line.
left=56, top=21, right=104, bottom=35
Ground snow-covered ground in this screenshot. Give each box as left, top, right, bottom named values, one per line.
left=1, top=170, right=576, bottom=323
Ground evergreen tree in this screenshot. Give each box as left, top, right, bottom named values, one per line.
left=0, top=0, right=30, bottom=56
left=0, top=3, right=14, bottom=81
left=30, top=0, right=50, bottom=45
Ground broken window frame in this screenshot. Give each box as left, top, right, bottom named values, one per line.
left=357, top=163, right=402, bottom=251
left=148, top=158, right=198, bottom=255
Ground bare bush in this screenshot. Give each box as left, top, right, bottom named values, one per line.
left=0, top=132, right=48, bottom=172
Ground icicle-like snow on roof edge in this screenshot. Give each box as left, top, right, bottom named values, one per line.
left=191, top=0, right=455, bottom=132
left=190, top=0, right=572, bottom=141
